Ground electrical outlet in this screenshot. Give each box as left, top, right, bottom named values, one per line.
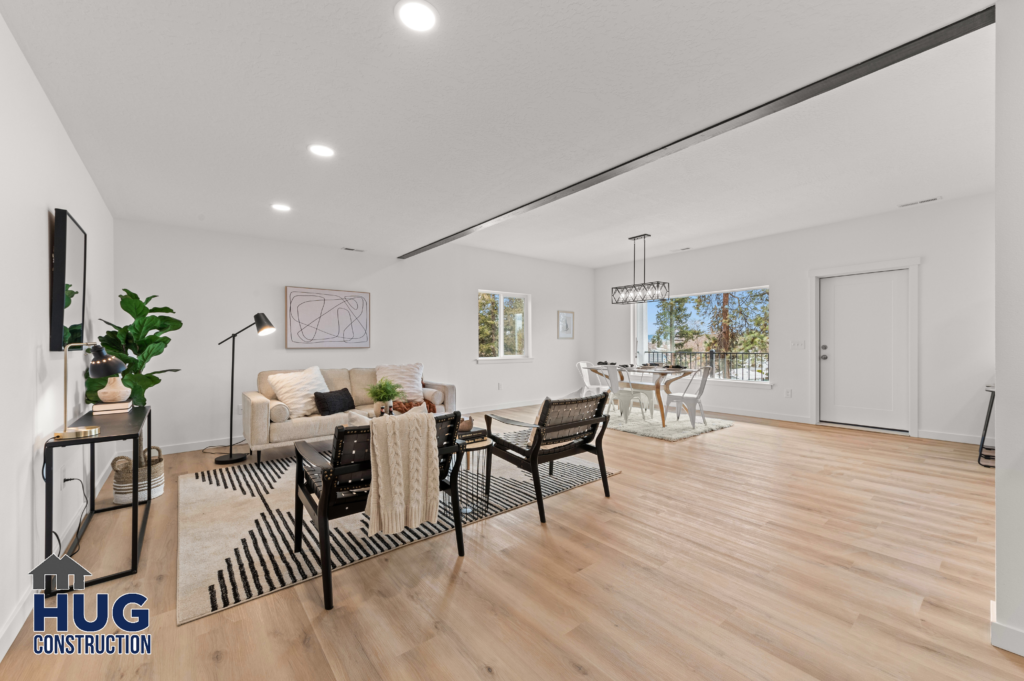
left=60, top=466, right=67, bottom=490
left=236, top=403, right=242, bottom=415
left=785, top=389, right=793, bottom=398
left=497, top=383, right=502, bottom=391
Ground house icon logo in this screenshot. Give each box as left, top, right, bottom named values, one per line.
left=29, top=554, right=91, bottom=592
left=29, top=554, right=153, bottom=656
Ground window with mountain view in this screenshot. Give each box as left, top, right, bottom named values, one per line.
left=635, top=288, right=769, bottom=381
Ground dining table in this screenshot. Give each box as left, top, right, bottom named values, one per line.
left=584, top=365, right=698, bottom=428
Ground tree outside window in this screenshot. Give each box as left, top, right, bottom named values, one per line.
left=645, top=288, right=768, bottom=380
left=478, top=291, right=530, bottom=358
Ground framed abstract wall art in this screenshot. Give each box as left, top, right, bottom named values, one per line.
left=286, top=286, right=370, bottom=349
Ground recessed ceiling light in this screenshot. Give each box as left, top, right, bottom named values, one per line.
left=271, top=204, right=291, bottom=212
left=396, top=0, right=437, bottom=32
left=308, top=144, right=335, bottom=158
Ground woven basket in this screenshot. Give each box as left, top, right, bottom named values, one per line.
left=112, top=447, right=164, bottom=504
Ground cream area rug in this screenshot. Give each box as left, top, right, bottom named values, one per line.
left=177, top=453, right=618, bottom=624
left=606, top=410, right=732, bottom=441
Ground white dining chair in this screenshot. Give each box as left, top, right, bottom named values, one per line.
left=618, top=369, right=653, bottom=423
left=576, top=361, right=609, bottom=391
left=589, top=365, right=644, bottom=422
left=664, top=366, right=711, bottom=429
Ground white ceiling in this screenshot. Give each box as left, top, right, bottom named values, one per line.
left=0, top=1, right=992, bottom=262
left=465, top=25, right=995, bottom=267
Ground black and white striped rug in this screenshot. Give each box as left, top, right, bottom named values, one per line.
left=176, top=453, right=617, bottom=624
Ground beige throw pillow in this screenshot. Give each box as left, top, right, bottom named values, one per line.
left=375, top=363, right=424, bottom=402
left=266, top=366, right=330, bottom=418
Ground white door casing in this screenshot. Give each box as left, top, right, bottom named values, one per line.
left=819, top=269, right=910, bottom=431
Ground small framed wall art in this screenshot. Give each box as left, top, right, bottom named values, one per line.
left=557, top=310, right=574, bottom=340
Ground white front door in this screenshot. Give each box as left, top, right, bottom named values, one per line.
left=819, top=269, right=909, bottom=431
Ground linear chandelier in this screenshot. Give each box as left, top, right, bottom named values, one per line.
left=611, top=234, right=669, bottom=304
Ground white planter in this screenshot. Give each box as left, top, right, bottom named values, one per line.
left=98, top=376, right=131, bottom=403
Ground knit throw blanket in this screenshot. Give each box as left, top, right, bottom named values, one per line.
left=367, top=411, right=440, bottom=536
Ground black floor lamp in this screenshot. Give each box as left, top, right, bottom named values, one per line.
left=215, top=313, right=275, bottom=465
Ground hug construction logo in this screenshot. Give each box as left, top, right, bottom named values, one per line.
left=29, top=554, right=152, bottom=656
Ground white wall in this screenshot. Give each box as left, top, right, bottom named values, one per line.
left=593, top=193, right=995, bottom=446
left=112, top=220, right=595, bottom=453
left=0, top=14, right=115, bottom=661
left=993, top=0, right=1024, bottom=658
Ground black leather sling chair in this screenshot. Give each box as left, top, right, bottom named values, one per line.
left=485, top=393, right=610, bottom=524
left=293, top=411, right=466, bottom=609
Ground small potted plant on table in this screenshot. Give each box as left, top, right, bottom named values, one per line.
left=367, top=378, right=406, bottom=416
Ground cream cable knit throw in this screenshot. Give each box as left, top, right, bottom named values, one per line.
left=367, top=411, right=440, bottom=536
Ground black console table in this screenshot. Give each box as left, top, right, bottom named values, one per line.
left=43, top=407, right=152, bottom=597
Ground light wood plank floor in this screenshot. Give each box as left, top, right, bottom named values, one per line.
left=3, top=407, right=1019, bottom=680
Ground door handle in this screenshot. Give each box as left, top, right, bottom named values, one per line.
left=820, top=354, right=828, bottom=360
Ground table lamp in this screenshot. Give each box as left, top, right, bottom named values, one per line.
left=215, top=313, right=275, bottom=464
left=55, top=344, right=128, bottom=439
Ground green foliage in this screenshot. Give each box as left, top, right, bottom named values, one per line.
left=692, top=289, right=769, bottom=353
left=651, top=297, right=699, bottom=354
left=86, top=289, right=182, bottom=406
left=478, top=293, right=498, bottom=358
left=367, top=378, right=406, bottom=403
left=502, top=296, right=525, bottom=355
left=62, top=284, right=82, bottom=348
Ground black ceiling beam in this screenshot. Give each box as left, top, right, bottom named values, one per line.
left=398, top=6, right=995, bottom=259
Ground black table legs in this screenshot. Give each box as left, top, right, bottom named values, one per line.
left=43, top=410, right=154, bottom=598
left=44, top=445, right=53, bottom=596
left=979, top=389, right=995, bottom=468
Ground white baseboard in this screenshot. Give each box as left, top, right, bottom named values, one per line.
left=0, top=463, right=113, bottom=665
left=992, top=607, right=1024, bottom=657
left=116, top=435, right=238, bottom=456
left=919, top=429, right=993, bottom=447
left=0, top=587, right=33, bottom=664
left=701, top=406, right=815, bottom=424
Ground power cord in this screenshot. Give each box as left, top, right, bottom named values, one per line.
left=40, top=437, right=63, bottom=556
left=202, top=438, right=248, bottom=455
left=64, top=478, right=89, bottom=557
left=39, top=437, right=90, bottom=558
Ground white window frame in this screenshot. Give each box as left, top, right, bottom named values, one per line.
left=476, top=290, right=533, bottom=363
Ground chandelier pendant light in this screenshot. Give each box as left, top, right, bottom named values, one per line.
left=611, top=234, right=670, bottom=304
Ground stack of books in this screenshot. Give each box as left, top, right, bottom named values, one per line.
left=92, top=400, right=132, bottom=415
left=460, top=427, right=488, bottom=445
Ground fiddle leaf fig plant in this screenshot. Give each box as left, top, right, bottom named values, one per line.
left=85, top=289, right=183, bottom=406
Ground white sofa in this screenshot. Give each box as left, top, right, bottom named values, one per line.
left=242, top=367, right=456, bottom=461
